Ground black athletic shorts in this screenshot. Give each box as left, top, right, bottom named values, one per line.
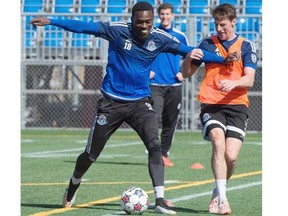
left=199, top=104, right=249, bottom=142
left=85, top=96, right=159, bottom=159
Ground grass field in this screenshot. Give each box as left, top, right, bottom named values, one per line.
left=21, top=130, right=262, bottom=216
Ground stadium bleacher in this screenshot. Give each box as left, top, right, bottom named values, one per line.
left=22, top=0, right=263, bottom=15
left=80, top=0, right=102, bottom=13
left=162, top=0, right=183, bottom=14
left=135, top=0, right=157, bottom=7
left=44, top=32, right=65, bottom=47
left=188, top=0, right=209, bottom=14
left=218, top=0, right=239, bottom=7
left=245, top=0, right=262, bottom=14
left=106, top=0, right=127, bottom=13
left=22, top=0, right=262, bottom=58
left=25, top=31, right=36, bottom=48
left=53, top=0, right=76, bottom=13
left=23, top=0, right=44, bottom=12
left=71, top=33, right=92, bottom=48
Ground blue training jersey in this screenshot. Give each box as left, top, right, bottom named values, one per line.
left=49, top=19, right=225, bottom=101
left=150, top=25, right=189, bottom=86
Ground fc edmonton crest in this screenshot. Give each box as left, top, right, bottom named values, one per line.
left=146, top=40, right=156, bottom=51
left=97, top=115, right=107, bottom=125
left=202, top=113, right=211, bottom=122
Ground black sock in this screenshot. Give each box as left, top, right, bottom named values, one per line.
left=67, top=179, right=80, bottom=201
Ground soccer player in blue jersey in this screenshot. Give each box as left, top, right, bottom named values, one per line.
left=30, top=1, right=237, bottom=214
left=149, top=3, right=188, bottom=167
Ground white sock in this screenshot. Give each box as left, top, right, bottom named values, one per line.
left=154, top=186, right=164, bottom=199
left=216, top=179, right=227, bottom=202
left=71, top=176, right=81, bottom=185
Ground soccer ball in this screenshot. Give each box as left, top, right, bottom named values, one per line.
left=120, top=187, right=149, bottom=214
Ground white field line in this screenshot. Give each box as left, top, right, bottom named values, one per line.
left=21, top=142, right=143, bottom=158
left=21, top=140, right=261, bottom=158
left=101, top=181, right=262, bottom=216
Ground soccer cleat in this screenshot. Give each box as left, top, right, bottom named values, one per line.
left=164, top=199, right=174, bottom=207
left=208, top=195, right=219, bottom=214
left=218, top=200, right=231, bottom=215
left=148, top=199, right=174, bottom=209
left=154, top=198, right=176, bottom=215
left=63, top=187, right=77, bottom=208
left=62, top=180, right=80, bottom=208
left=162, top=156, right=174, bottom=167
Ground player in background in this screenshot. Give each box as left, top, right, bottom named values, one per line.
left=30, top=2, right=237, bottom=215
left=149, top=3, right=188, bottom=167
left=181, top=3, right=257, bottom=215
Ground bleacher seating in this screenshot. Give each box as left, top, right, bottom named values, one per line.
left=23, top=0, right=44, bottom=13
left=54, top=0, right=75, bottom=13
left=106, top=0, right=127, bottom=13
left=237, top=17, right=260, bottom=32
left=245, top=0, right=262, bottom=14
left=25, top=32, right=36, bottom=47
left=162, top=0, right=183, bottom=14
left=80, top=0, right=101, bottom=13
left=71, top=33, right=92, bottom=47
left=218, top=0, right=239, bottom=6
left=217, top=0, right=242, bottom=14
left=135, top=0, right=156, bottom=7
left=241, top=33, right=259, bottom=41
left=43, top=16, right=66, bottom=48
left=188, top=0, right=209, bottom=14
left=180, top=18, right=187, bottom=32
left=106, top=0, right=128, bottom=22
left=22, top=0, right=262, bottom=57
left=44, top=32, right=65, bottom=47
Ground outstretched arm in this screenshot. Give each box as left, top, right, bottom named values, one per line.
left=178, top=43, right=239, bottom=64
left=181, top=49, right=202, bottom=78
left=30, top=17, right=96, bottom=34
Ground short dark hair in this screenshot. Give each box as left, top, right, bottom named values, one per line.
left=132, top=1, right=154, bottom=17
left=212, top=3, right=237, bottom=22
left=157, top=3, right=174, bottom=15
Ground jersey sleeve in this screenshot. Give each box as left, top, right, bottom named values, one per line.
left=49, top=19, right=116, bottom=41
left=50, top=19, right=98, bottom=34
left=191, top=39, right=210, bottom=66
left=241, top=40, right=258, bottom=70
left=177, top=42, right=224, bottom=64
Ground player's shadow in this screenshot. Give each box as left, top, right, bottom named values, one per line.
left=63, top=160, right=146, bottom=166
left=21, top=203, right=210, bottom=214
left=95, top=161, right=147, bottom=166
left=173, top=206, right=210, bottom=214
left=87, top=204, right=209, bottom=215
left=21, top=203, right=61, bottom=209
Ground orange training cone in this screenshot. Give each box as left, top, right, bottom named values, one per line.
left=190, top=163, right=205, bottom=169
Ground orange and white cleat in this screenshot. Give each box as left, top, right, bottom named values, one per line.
left=162, top=156, right=174, bottom=167
left=208, top=195, right=219, bottom=214
left=218, top=200, right=231, bottom=215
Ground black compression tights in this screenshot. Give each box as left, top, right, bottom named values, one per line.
left=73, top=151, right=94, bottom=179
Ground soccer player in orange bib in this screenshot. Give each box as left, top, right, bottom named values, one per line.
left=181, top=3, right=257, bottom=215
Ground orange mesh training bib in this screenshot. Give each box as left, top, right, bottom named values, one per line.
left=197, top=35, right=249, bottom=107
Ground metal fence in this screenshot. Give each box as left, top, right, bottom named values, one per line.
left=21, top=4, right=262, bottom=131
